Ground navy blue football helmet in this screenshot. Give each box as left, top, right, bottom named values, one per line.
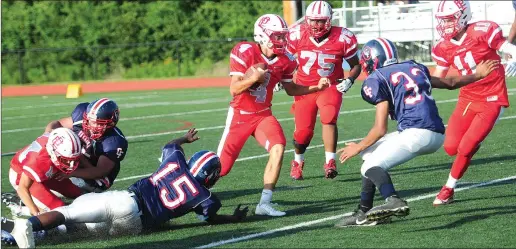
left=360, top=38, right=399, bottom=75
left=83, top=98, right=119, bottom=140
left=187, top=150, right=221, bottom=189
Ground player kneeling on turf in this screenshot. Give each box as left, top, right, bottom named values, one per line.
left=334, top=38, right=498, bottom=227
left=4, top=128, right=248, bottom=248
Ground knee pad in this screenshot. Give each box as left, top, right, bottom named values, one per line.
left=293, top=129, right=314, bottom=145
left=361, top=161, right=383, bottom=178
left=319, top=105, right=339, bottom=125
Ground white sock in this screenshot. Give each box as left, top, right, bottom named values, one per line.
left=294, top=153, right=304, bottom=164
left=325, top=152, right=336, bottom=164
left=445, top=174, right=458, bottom=189
left=260, top=189, right=273, bottom=204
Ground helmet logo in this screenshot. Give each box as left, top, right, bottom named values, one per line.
left=258, top=16, right=271, bottom=27
left=362, top=46, right=372, bottom=60
left=51, top=136, right=64, bottom=150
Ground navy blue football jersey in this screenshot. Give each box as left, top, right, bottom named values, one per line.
left=360, top=61, right=445, bottom=134
left=71, top=103, right=128, bottom=188
left=128, top=143, right=221, bottom=228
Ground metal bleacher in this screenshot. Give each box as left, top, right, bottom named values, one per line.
left=291, top=1, right=514, bottom=64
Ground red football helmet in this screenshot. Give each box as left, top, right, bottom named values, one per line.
left=435, top=0, right=472, bottom=40
left=253, top=14, right=289, bottom=54
left=305, top=1, right=333, bottom=39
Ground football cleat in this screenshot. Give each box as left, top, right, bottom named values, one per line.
left=365, top=196, right=409, bottom=221
left=1, top=230, right=16, bottom=246
left=10, top=219, right=35, bottom=249
left=2, top=193, right=21, bottom=206
left=255, top=203, right=286, bottom=217
left=335, top=206, right=391, bottom=228
left=290, top=160, right=304, bottom=180
left=433, top=186, right=455, bottom=206
left=324, top=159, right=338, bottom=179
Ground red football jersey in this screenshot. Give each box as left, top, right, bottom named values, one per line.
left=11, top=134, right=56, bottom=183
left=431, top=21, right=509, bottom=107
left=229, top=42, right=297, bottom=112
left=287, top=25, right=358, bottom=86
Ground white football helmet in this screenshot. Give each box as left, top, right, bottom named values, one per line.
left=254, top=14, right=289, bottom=54
left=435, top=0, right=472, bottom=40
left=305, top=1, right=333, bottom=38
left=46, top=127, right=82, bottom=174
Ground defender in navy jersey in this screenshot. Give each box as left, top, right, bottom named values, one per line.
left=334, top=38, right=498, bottom=228
left=45, top=98, right=127, bottom=193
left=6, top=129, right=248, bottom=248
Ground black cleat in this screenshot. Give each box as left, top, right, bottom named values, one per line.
left=365, top=196, right=409, bottom=221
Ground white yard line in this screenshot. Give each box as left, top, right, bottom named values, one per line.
left=196, top=175, right=516, bottom=249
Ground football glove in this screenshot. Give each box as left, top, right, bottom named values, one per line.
left=336, top=78, right=354, bottom=93
left=273, top=82, right=284, bottom=92
left=505, top=59, right=516, bottom=77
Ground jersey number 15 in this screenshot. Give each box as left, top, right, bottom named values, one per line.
left=149, top=162, right=199, bottom=210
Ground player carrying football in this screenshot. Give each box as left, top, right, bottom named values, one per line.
left=431, top=0, right=516, bottom=205
left=334, top=38, right=498, bottom=227
left=285, top=1, right=362, bottom=180
left=217, top=14, right=329, bottom=217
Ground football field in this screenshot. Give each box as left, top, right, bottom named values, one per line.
left=2, top=79, right=516, bottom=248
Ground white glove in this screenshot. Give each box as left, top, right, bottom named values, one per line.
left=273, top=82, right=284, bottom=92
left=506, top=59, right=516, bottom=77
left=336, top=78, right=354, bottom=93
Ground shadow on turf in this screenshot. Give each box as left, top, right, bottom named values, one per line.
left=406, top=205, right=516, bottom=232
left=106, top=227, right=259, bottom=249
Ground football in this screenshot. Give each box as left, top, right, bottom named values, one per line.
left=243, top=63, right=268, bottom=89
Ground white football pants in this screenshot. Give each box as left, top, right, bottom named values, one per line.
left=53, top=190, right=142, bottom=236
left=360, top=128, right=444, bottom=176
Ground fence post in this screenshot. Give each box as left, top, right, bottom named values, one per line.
left=93, top=47, right=98, bottom=80
left=176, top=41, right=181, bottom=77
left=17, top=51, right=25, bottom=84
left=377, top=6, right=382, bottom=37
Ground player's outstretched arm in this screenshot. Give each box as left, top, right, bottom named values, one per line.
left=337, top=101, right=389, bottom=163
left=282, top=78, right=330, bottom=96
left=166, top=128, right=200, bottom=147
left=430, top=60, right=499, bottom=89
left=44, top=117, right=73, bottom=133
left=205, top=204, right=249, bottom=225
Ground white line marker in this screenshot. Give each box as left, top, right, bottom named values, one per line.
left=196, top=175, right=516, bottom=249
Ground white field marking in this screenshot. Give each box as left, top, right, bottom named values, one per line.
left=111, top=113, right=516, bottom=182
left=0, top=95, right=459, bottom=134
left=196, top=175, right=516, bottom=249
left=1, top=94, right=160, bottom=111
left=2, top=112, right=515, bottom=158
left=0, top=94, right=362, bottom=124
left=112, top=136, right=365, bottom=183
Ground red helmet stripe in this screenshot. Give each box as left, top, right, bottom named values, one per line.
left=275, top=14, right=287, bottom=28
left=191, top=152, right=217, bottom=177
left=377, top=38, right=393, bottom=59
left=89, top=98, right=110, bottom=117
left=317, top=1, right=322, bottom=14
left=311, top=1, right=317, bottom=13
left=438, top=0, right=446, bottom=12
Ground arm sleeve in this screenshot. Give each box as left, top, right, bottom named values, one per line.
left=431, top=43, right=451, bottom=69
left=194, top=193, right=222, bottom=221
left=102, top=137, right=128, bottom=162
left=340, top=28, right=359, bottom=60
left=361, top=73, right=390, bottom=105
left=229, top=43, right=253, bottom=76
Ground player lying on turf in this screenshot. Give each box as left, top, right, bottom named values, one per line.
left=334, top=38, right=498, bottom=227
left=5, top=128, right=248, bottom=248
left=5, top=128, right=83, bottom=217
